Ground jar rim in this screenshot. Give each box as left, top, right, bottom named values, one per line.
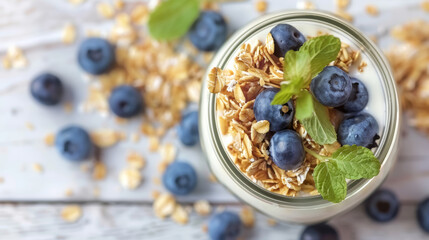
left=199, top=10, right=400, bottom=207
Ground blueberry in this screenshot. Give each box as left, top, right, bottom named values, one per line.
left=163, top=161, right=197, bottom=196
left=310, top=66, right=352, bottom=107
left=338, top=113, right=379, bottom=148
left=300, top=223, right=339, bottom=240
left=78, top=37, right=115, bottom=75
left=177, top=111, right=199, bottom=146
left=365, top=189, right=400, bottom=222
left=188, top=11, right=227, bottom=52
left=55, top=126, right=92, bottom=161
left=208, top=211, right=242, bottom=240
left=30, top=73, right=63, bottom=106
left=270, top=24, right=306, bottom=58
left=417, top=198, right=429, bottom=233
left=269, top=130, right=305, bottom=170
left=338, top=78, right=369, bottom=113
left=108, top=85, right=143, bottom=118
left=253, top=88, right=294, bottom=132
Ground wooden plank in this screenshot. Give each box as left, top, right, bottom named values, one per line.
left=0, top=203, right=427, bottom=240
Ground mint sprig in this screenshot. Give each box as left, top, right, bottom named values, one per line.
left=271, top=35, right=341, bottom=105
left=296, top=91, right=337, bottom=144
left=308, top=145, right=381, bottom=203
left=313, top=161, right=347, bottom=203
left=271, top=35, right=341, bottom=145
left=148, top=0, right=200, bottom=41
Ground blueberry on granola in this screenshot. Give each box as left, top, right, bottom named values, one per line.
left=300, top=223, right=339, bottom=240
left=337, top=78, right=369, bottom=113
left=310, top=66, right=352, bottom=107
left=78, top=37, right=115, bottom=75
left=108, top=85, right=143, bottom=118
left=338, top=113, right=379, bottom=148
left=30, top=73, right=63, bottom=106
left=177, top=111, right=199, bottom=146
left=208, top=211, right=242, bottom=240
left=254, top=88, right=294, bottom=132
left=269, top=130, right=305, bottom=170
left=55, top=125, right=92, bottom=161
left=188, top=11, right=227, bottom=52
left=365, top=189, right=400, bottom=222
left=270, top=24, right=306, bottom=58
left=162, top=161, right=197, bottom=196
left=417, top=198, right=429, bottom=233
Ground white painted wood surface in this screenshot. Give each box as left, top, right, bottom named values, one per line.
left=1, top=0, right=429, bottom=239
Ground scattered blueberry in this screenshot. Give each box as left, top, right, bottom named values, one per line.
left=270, top=24, right=306, bottom=58
left=338, top=78, right=369, bottom=113
left=77, top=37, right=115, bottom=75
left=300, top=223, right=339, bottom=240
left=269, top=130, right=305, bottom=170
left=188, top=11, right=227, bottom=52
left=30, top=73, right=63, bottom=106
left=253, top=88, right=294, bottom=132
left=162, top=161, right=197, bottom=196
left=337, top=112, right=379, bottom=148
left=108, top=85, right=143, bottom=118
left=208, top=211, right=242, bottom=240
left=365, top=189, right=400, bottom=222
left=417, top=198, right=429, bottom=233
left=55, top=125, right=92, bottom=161
left=177, top=111, right=199, bottom=146
left=310, top=66, right=352, bottom=107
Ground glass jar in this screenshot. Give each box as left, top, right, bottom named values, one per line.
left=199, top=10, right=400, bottom=224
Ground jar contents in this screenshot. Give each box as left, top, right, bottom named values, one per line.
left=208, top=24, right=382, bottom=203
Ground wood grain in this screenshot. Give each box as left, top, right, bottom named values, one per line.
left=0, top=203, right=427, bottom=240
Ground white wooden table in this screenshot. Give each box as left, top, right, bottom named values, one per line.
left=1, top=0, right=429, bottom=239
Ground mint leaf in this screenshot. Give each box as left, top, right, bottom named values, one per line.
left=283, top=49, right=311, bottom=84
left=331, top=145, right=381, bottom=179
left=299, top=94, right=337, bottom=144
left=300, top=35, right=341, bottom=77
left=271, top=35, right=340, bottom=105
left=148, top=0, right=200, bottom=41
left=313, top=161, right=347, bottom=203
left=271, top=50, right=310, bottom=105
left=295, top=90, right=314, bottom=120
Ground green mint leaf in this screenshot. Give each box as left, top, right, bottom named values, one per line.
left=295, top=90, right=314, bottom=120
left=271, top=50, right=310, bottom=105
left=300, top=35, right=341, bottom=78
left=148, top=0, right=200, bottom=41
left=300, top=95, right=337, bottom=144
left=330, top=145, right=381, bottom=179
left=283, top=49, right=311, bottom=84
left=313, top=161, right=347, bottom=203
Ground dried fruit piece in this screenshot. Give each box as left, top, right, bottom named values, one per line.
left=62, top=23, right=76, bottom=44
left=92, top=162, right=107, bottom=180
left=171, top=204, right=189, bottom=225
left=61, top=205, right=82, bottom=222
left=97, top=2, right=115, bottom=19
left=153, top=193, right=176, bottom=219
left=119, top=168, right=142, bottom=189
left=240, top=206, right=255, bottom=228
left=91, top=129, right=121, bottom=148
left=194, top=200, right=211, bottom=216
left=126, top=152, right=146, bottom=169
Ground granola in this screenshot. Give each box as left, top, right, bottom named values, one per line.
left=209, top=31, right=361, bottom=196
left=386, top=20, right=429, bottom=135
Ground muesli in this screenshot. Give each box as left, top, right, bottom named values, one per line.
left=208, top=23, right=381, bottom=203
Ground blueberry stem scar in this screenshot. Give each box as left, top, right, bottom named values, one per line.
left=304, top=146, right=328, bottom=162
